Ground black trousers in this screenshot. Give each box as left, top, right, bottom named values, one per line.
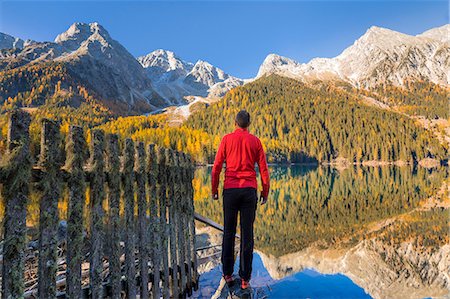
left=221, top=187, right=257, bottom=281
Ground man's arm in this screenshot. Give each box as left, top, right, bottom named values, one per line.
left=257, top=139, right=270, bottom=202
left=211, top=136, right=226, bottom=199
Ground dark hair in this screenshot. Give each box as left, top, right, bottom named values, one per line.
left=235, top=110, right=250, bottom=128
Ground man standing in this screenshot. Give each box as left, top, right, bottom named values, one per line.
left=211, top=110, right=270, bottom=290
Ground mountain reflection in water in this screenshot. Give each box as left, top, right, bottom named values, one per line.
left=195, top=254, right=371, bottom=299
left=194, top=165, right=449, bottom=299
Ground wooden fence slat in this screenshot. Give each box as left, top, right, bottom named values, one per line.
left=1, top=110, right=31, bottom=299
left=166, top=149, right=180, bottom=298
left=122, top=138, right=137, bottom=299
left=174, top=152, right=187, bottom=297
left=136, top=142, right=149, bottom=299
left=65, top=125, right=87, bottom=299
left=106, top=134, right=121, bottom=299
left=156, top=148, right=170, bottom=299
left=37, top=119, right=61, bottom=299
left=186, top=154, right=199, bottom=290
left=181, top=153, right=193, bottom=295
left=146, top=144, right=161, bottom=299
left=89, top=130, right=106, bottom=298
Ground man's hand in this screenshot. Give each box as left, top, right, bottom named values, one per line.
left=212, top=193, right=219, bottom=200
left=259, top=194, right=267, bottom=205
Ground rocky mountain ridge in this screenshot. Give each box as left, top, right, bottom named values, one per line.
left=137, top=49, right=244, bottom=105
left=257, top=24, right=450, bottom=88
left=0, top=23, right=448, bottom=114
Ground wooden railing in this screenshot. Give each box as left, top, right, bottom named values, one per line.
left=0, top=110, right=198, bottom=298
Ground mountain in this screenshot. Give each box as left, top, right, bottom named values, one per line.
left=257, top=24, right=450, bottom=88
left=0, top=22, right=165, bottom=114
left=0, top=32, right=34, bottom=50
left=53, top=22, right=164, bottom=111
left=138, top=49, right=243, bottom=105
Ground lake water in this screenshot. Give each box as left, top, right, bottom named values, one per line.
left=192, top=165, right=449, bottom=299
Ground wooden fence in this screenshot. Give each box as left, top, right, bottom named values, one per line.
left=0, top=110, right=199, bottom=298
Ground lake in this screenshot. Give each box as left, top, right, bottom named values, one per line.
left=192, top=165, right=449, bottom=299
left=0, top=164, right=447, bottom=298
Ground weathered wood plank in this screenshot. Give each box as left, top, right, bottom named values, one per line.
left=186, top=154, right=199, bottom=289
left=146, top=144, right=161, bottom=299
left=106, top=134, right=122, bottom=299
left=65, top=125, right=87, bottom=299
left=181, top=153, right=193, bottom=295
left=174, top=151, right=187, bottom=297
left=88, top=130, right=106, bottom=298
left=136, top=142, right=149, bottom=299
left=122, top=138, right=137, bottom=299
left=1, top=110, right=31, bottom=299
left=166, top=149, right=180, bottom=298
left=37, top=119, right=61, bottom=299
left=157, top=148, right=170, bottom=299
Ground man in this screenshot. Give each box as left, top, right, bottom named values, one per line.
left=211, top=110, right=270, bottom=290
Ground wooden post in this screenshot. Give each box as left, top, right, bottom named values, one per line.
left=181, top=153, right=193, bottom=295
left=174, top=151, right=187, bottom=297
left=65, top=125, right=87, bottom=299
left=122, top=138, right=137, bottom=299
left=136, top=142, right=149, bottom=299
left=106, top=134, right=121, bottom=299
left=166, top=149, right=180, bottom=298
left=156, top=147, right=170, bottom=299
left=37, top=119, right=61, bottom=299
left=0, top=110, right=31, bottom=299
left=88, top=129, right=106, bottom=298
left=146, top=144, right=160, bottom=299
left=186, top=154, right=199, bottom=289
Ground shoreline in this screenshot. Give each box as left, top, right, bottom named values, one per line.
left=196, top=158, right=446, bottom=168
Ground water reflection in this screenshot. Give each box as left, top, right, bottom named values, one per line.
left=195, top=253, right=371, bottom=299
left=194, top=165, right=449, bottom=298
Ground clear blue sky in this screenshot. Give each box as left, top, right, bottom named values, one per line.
left=0, top=1, right=448, bottom=78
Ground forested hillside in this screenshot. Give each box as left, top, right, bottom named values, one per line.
left=186, top=75, right=447, bottom=163
left=365, top=81, right=449, bottom=119
left=0, top=72, right=446, bottom=164
left=0, top=62, right=115, bottom=150
left=95, top=114, right=219, bottom=162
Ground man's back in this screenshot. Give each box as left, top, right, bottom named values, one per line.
left=212, top=127, right=270, bottom=198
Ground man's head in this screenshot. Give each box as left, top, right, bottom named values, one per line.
left=235, top=110, right=251, bottom=128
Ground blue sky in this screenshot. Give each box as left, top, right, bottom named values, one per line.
left=0, top=1, right=448, bottom=78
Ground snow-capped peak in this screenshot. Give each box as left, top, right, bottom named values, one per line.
left=257, top=54, right=300, bottom=78
left=0, top=32, right=35, bottom=50
left=417, top=24, right=450, bottom=43
left=138, top=49, right=243, bottom=104
left=257, top=24, right=450, bottom=87
left=355, top=25, right=414, bottom=47
left=55, top=22, right=113, bottom=52
left=189, top=59, right=229, bottom=83
left=137, top=49, right=193, bottom=73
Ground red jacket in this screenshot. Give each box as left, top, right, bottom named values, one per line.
left=212, top=127, right=270, bottom=198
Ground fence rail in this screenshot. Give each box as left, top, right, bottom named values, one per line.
left=0, top=110, right=198, bottom=298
